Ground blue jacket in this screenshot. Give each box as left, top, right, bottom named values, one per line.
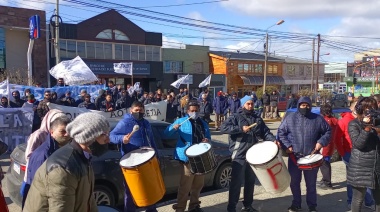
left=213, top=96, right=228, bottom=114
left=165, top=115, right=211, bottom=162
left=110, top=114, right=158, bottom=156
left=228, top=98, right=241, bottom=114
left=26, top=136, right=60, bottom=185
left=277, top=96, right=331, bottom=157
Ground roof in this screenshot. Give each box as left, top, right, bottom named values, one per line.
left=210, top=51, right=284, bottom=62
left=272, top=56, right=312, bottom=64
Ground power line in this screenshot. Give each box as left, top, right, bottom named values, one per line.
left=137, top=0, right=229, bottom=8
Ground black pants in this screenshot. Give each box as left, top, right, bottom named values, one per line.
left=320, top=160, right=332, bottom=186
left=352, top=186, right=380, bottom=212
left=227, top=159, right=256, bottom=212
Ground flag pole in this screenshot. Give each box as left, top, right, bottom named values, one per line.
left=131, top=63, right=134, bottom=86
left=6, top=77, right=10, bottom=106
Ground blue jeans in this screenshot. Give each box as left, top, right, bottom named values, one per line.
left=124, top=181, right=157, bottom=212
left=343, top=152, right=374, bottom=206
left=227, top=159, right=256, bottom=212
left=288, top=157, right=319, bottom=208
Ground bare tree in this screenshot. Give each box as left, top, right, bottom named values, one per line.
left=0, top=69, right=33, bottom=85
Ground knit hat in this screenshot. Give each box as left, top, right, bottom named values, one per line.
left=66, top=113, right=110, bottom=145
left=240, top=95, right=254, bottom=107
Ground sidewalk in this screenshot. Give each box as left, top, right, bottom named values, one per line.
left=157, top=160, right=370, bottom=212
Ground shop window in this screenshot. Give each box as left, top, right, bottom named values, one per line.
left=138, top=46, right=146, bottom=61
left=123, top=44, right=130, bottom=60
left=193, top=62, right=203, bottom=73
left=67, top=40, right=76, bottom=58
left=146, top=46, right=153, bottom=61
left=95, top=43, right=104, bottom=59
left=164, top=61, right=183, bottom=73
left=115, top=44, right=122, bottom=60
left=77, top=41, right=86, bottom=58
left=244, top=64, right=249, bottom=73
left=131, top=45, right=138, bottom=60
left=0, top=28, right=5, bottom=68
left=59, top=40, right=67, bottom=58
left=268, top=65, right=273, bottom=74
left=153, top=46, right=161, bottom=61
left=238, top=64, right=244, bottom=72
left=273, top=65, right=278, bottom=74
left=254, top=64, right=263, bottom=74
left=104, top=43, right=112, bottom=60
left=86, top=42, right=95, bottom=59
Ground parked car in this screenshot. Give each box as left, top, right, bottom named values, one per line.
left=6, top=120, right=232, bottom=207
left=277, top=97, right=288, bottom=111
left=331, top=94, right=350, bottom=108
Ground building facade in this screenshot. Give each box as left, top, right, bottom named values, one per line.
left=55, top=9, right=162, bottom=91
left=0, top=6, right=47, bottom=85
left=209, top=51, right=284, bottom=97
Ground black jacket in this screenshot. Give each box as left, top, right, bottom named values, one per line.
left=347, top=119, right=380, bottom=189
left=262, top=93, right=270, bottom=105
left=221, top=108, right=276, bottom=160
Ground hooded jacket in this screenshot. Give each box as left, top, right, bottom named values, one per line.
left=221, top=107, right=276, bottom=160
left=213, top=95, right=228, bottom=114
left=335, top=112, right=354, bottom=156
left=110, top=114, right=158, bottom=156
left=277, top=96, right=331, bottom=157
left=321, top=115, right=338, bottom=157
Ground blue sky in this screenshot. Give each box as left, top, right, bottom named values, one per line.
left=2, top=0, right=380, bottom=69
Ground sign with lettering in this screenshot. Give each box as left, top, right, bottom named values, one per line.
left=85, top=61, right=150, bottom=75
left=0, top=108, right=33, bottom=151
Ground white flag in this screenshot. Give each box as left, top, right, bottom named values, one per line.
left=171, top=74, right=189, bottom=89
left=199, top=74, right=212, bottom=88
left=114, top=62, right=133, bottom=75
left=49, top=56, right=98, bottom=85
left=133, top=82, right=140, bottom=91
left=127, top=86, right=135, bottom=96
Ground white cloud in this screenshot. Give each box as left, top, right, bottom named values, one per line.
left=162, top=36, right=184, bottom=49
left=0, top=0, right=53, bottom=11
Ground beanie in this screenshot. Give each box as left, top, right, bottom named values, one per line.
left=66, top=113, right=110, bottom=145
left=240, top=95, right=254, bottom=107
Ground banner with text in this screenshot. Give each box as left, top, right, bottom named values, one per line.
left=48, top=101, right=168, bottom=127
left=0, top=108, right=33, bottom=151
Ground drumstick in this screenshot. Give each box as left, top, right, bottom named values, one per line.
left=179, top=115, right=195, bottom=126
left=129, top=125, right=140, bottom=137
left=308, top=149, right=317, bottom=158
left=246, top=123, right=258, bottom=129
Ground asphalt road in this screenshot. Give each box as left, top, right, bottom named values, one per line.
left=0, top=120, right=281, bottom=212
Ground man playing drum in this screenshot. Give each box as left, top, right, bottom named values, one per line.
left=278, top=96, right=331, bottom=212
left=221, top=95, right=277, bottom=212
left=165, top=100, right=211, bottom=212
left=110, top=101, right=159, bottom=212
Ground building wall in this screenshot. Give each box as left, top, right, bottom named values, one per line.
left=0, top=6, right=47, bottom=85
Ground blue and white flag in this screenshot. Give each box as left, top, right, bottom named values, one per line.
left=171, top=74, right=189, bottom=89
left=114, top=62, right=133, bottom=75
left=199, top=74, right=212, bottom=88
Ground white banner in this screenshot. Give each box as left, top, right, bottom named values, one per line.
left=0, top=108, right=33, bottom=151
left=49, top=56, right=98, bottom=85
left=114, top=62, right=133, bottom=75
left=171, top=74, right=189, bottom=89
left=48, top=101, right=168, bottom=128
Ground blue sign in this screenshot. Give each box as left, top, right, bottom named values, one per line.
left=29, top=15, right=40, bottom=39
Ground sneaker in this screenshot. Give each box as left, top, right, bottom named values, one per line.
left=309, top=206, right=317, bottom=212
left=347, top=203, right=351, bottom=210
left=317, top=183, right=333, bottom=190
left=364, top=204, right=376, bottom=211
left=189, top=206, right=204, bottom=212
left=241, top=206, right=258, bottom=212
left=288, top=205, right=301, bottom=212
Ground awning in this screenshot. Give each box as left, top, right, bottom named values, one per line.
left=239, top=76, right=285, bottom=85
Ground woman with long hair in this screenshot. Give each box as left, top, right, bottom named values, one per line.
left=348, top=97, right=380, bottom=212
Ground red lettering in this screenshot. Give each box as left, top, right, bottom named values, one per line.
left=266, top=162, right=282, bottom=190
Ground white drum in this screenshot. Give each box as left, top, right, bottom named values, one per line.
left=246, top=141, right=290, bottom=194
left=185, top=143, right=217, bottom=175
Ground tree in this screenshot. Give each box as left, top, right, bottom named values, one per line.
left=0, top=69, right=32, bottom=85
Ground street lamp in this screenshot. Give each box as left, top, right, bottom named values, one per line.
left=263, top=20, right=285, bottom=95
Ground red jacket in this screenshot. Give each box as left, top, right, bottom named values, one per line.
left=322, top=115, right=338, bottom=157
left=335, top=112, right=354, bottom=156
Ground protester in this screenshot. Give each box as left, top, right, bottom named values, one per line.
left=278, top=96, right=331, bottom=212
left=51, top=91, right=58, bottom=103
left=318, top=104, right=338, bottom=190
left=107, top=80, right=119, bottom=103
left=60, top=91, right=76, bottom=107
left=116, top=89, right=133, bottom=110
left=78, top=94, right=96, bottom=110
left=166, top=94, right=179, bottom=123
left=227, top=92, right=241, bottom=115
left=335, top=101, right=375, bottom=210
left=100, top=94, right=115, bottom=112
left=347, top=97, right=380, bottom=212
left=75, top=89, right=87, bottom=106
left=24, top=112, right=110, bottom=211
left=0, top=138, right=8, bottom=212
left=213, top=91, right=228, bottom=131
left=269, top=91, right=279, bottom=118
left=54, top=78, right=65, bottom=87
left=221, top=95, right=277, bottom=212
left=165, top=100, right=211, bottom=212
left=110, top=101, right=159, bottom=212
left=0, top=97, right=9, bottom=108
left=10, top=90, right=26, bottom=108
left=95, top=89, right=106, bottom=110
left=144, top=92, right=156, bottom=105
left=22, top=89, right=32, bottom=101
left=23, top=94, right=41, bottom=132
left=262, top=90, right=270, bottom=118
left=21, top=116, right=71, bottom=209
left=286, top=94, right=298, bottom=110
left=139, top=91, right=148, bottom=103
left=36, top=91, right=52, bottom=120
left=199, top=93, right=213, bottom=123
left=253, top=95, right=263, bottom=118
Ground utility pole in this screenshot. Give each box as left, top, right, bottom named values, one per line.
left=262, top=33, right=269, bottom=95
left=316, top=34, right=321, bottom=93
left=55, top=0, right=60, bottom=65
left=311, top=39, right=315, bottom=93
